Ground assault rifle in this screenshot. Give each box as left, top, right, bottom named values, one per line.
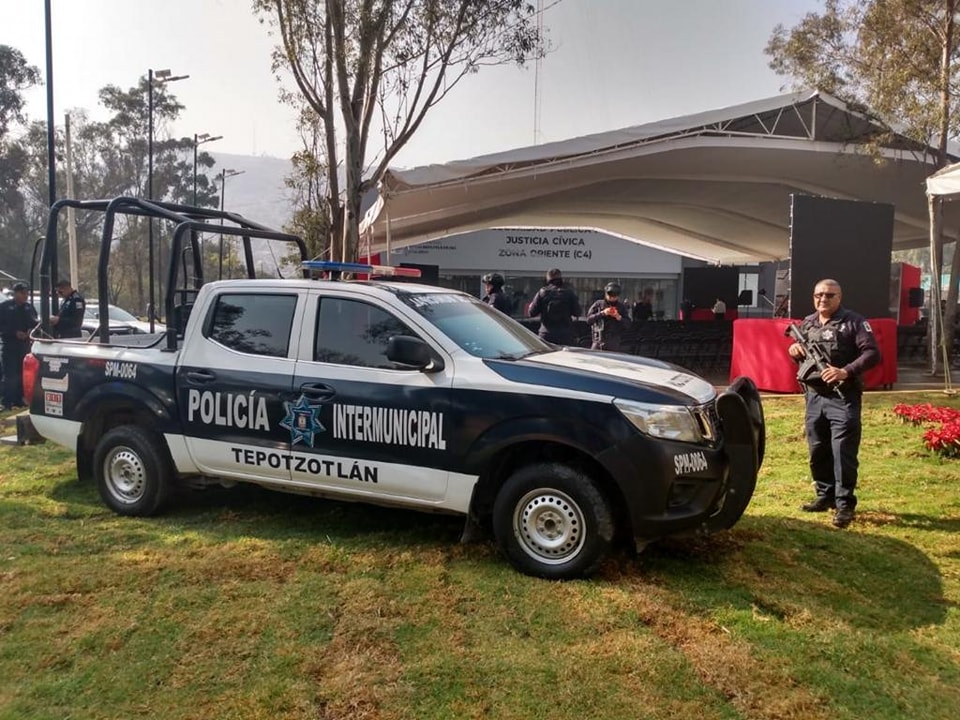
left=784, top=323, right=845, bottom=399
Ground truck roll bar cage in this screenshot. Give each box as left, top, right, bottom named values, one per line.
left=39, top=196, right=308, bottom=351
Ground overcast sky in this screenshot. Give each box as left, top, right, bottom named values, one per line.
left=2, top=0, right=821, bottom=168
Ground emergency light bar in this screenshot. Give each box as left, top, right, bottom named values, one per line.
left=302, top=260, right=421, bottom=278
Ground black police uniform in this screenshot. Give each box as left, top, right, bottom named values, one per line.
left=586, top=298, right=632, bottom=351
left=55, top=289, right=85, bottom=338
left=796, top=306, right=880, bottom=511
left=483, top=288, right=513, bottom=315
left=0, top=298, right=39, bottom=407
left=527, top=282, right=582, bottom=346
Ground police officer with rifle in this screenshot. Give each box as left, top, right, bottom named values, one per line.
left=786, top=279, right=880, bottom=529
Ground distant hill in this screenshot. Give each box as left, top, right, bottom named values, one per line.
left=206, top=152, right=378, bottom=241
left=210, top=152, right=294, bottom=231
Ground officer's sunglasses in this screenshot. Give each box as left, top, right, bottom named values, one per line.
left=813, top=292, right=837, bottom=299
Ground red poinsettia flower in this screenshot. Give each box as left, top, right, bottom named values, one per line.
left=897, top=403, right=960, bottom=457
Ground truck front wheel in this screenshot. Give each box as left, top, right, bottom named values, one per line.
left=93, top=426, right=172, bottom=516
left=492, top=462, right=614, bottom=579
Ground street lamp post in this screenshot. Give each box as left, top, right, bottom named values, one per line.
left=147, top=68, right=188, bottom=331
left=192, top=133, right=222, bottom=275
left=193, top=132, right=223, bottom=206
left=218, top=168, right=245, bottom=280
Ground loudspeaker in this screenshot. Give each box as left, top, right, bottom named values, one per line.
left=908, top=287, right=924, bottom=308
left=737, top=289, right=753, bottom=305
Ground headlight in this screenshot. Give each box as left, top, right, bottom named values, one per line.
left=614, top=399, right=702, bottom=443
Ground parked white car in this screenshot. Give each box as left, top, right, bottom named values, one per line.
left=83, top=301, right=165, bottom=335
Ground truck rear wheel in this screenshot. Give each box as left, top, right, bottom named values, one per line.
left=93, top=426, right=172, bottom=516
left=492, top=462, right=614, bottom=579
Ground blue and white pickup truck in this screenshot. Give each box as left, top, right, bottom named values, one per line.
left=25, top=199, right=764, bottom=579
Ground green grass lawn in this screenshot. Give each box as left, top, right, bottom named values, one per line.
left=1, top=392, right=959, bottom=720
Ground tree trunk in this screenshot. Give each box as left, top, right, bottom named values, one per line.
left=328, top=201, right=343, bottom=262
left=344, top=193, right=361, bottom=263
left=342, top=147, right=363, bottom=263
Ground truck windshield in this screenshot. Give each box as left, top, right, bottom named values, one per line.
left=401, top=292, right=552, bottom=359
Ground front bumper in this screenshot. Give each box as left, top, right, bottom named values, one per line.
left=597, top=375, right=764, bottom=540
left=704, top=375, right=764, bottom=532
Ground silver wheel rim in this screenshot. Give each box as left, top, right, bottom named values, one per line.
left=513, top=488, right=586, bottom=565
left=103, top=445, right=147, bottom=505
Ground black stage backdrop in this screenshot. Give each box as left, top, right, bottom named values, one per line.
left=681, top=266, right=739, bottom=312
left=789, top=195, right=893, bottom=319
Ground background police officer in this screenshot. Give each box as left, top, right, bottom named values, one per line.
left=586, top=282, right=631, bottom=351
left=0, top=282, right=38, bottom=409
left=787, top=278, right=880, bottom=529
left=481, top=272, right=512, bottom=315
left=51, top=279, right=85, bottom=338
left=632, top=292, right=653, bottom=323
left=527, top=268, right=582, bottom=346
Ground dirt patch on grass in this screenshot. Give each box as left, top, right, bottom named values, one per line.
left=598, top=580, right=833, bottom=720
left=302, top=576, right=408, bottom=720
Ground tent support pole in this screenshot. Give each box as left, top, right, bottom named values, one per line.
left=385, top=207, right=392, bottom=266
left=928, top=193, right=947, bottom=379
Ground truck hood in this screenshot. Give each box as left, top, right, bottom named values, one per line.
left=485, top=348, right=717, bottom=405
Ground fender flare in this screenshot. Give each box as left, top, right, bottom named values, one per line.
left=463, top=416, right=611, bottom=477
left=75, top=382, right=177, bottom=433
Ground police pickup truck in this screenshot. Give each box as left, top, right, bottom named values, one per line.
left=25, top=200, right=764, bottom=579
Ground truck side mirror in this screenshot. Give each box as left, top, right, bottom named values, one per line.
left=386, top=335, right=444, bottom=372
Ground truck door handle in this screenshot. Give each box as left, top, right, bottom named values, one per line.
left=299, top=383, right=336, bottom=401
left=185, top=369, right=217, bottom=383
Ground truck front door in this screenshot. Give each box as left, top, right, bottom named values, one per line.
left=288, top=292, right=454, bottom=504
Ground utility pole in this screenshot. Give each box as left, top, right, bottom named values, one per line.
left=193, top=133, right=223, bottom=205
left=65, top=113, right=79, bottom=289
left=218, top=168, right=245, bottom=279
left=146, top=68, right=188, bottom=331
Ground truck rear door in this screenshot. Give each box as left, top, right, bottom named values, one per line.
left=176, top=290, right=304, bottom=482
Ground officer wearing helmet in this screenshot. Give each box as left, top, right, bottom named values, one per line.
left=586, top=281, right=631, bottom=352
left=481, top=272, right=513, bottom=315
left=528, top=268, right=582, bottom=345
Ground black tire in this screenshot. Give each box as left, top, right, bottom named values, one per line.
left=492, top=462, right=615, bottom=579
left=93, top=425, right=173, bottom=516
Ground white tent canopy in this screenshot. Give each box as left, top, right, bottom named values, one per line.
left=926, top=161, right=960, bottom=198
left=362, top=90, right=957, bottom=265
left=924, top=160, right=960, bottom=378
